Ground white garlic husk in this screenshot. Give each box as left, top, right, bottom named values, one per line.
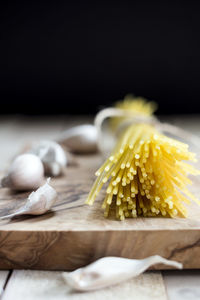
left=58, top=124, right=98, bottom=153
left=0, top=178, right=58, bottom=219
left=63, top=255, right=182, bottom=292
left=1, top=154, right=44, bottom=191
left=29, top=140, right=67, bottom=176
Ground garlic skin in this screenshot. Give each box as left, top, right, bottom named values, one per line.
left=22, top=177, right=58, bottom=214
left=58, top=124, right=98, bottom=153
left=63, top=256, right=182, bottom=292
left=30, top=140, right=67, bottom=176
left=0, top=178, right=58, bottom=219
left=1, top=154, right=44, bottom=191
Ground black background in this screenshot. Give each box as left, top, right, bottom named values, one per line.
left=1, top=1, right=200, bottom=115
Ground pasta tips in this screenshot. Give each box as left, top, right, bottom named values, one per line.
left=115, top=94, right=157, bottom=116
left=86, top=124, right=200, bottom=220
left=110, top=95, right=157, bottom=129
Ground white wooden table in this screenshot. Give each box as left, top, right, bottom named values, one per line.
left=0, top=115, right=200, bottom=300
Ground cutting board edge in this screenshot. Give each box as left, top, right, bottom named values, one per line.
left=0, top=228, right=199, bottom=270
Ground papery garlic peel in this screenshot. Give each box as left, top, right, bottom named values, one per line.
left=0, top=178, right=58, bottom=219
left=63, top=255, right=182, bottom=291
left=58, top=124, right=98, bottom=153
left=1, top=154, right=44, bottom=191
left=30, top=140, right=67, bottom=176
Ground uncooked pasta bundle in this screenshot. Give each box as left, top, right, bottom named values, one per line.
left=115, top=94, right=157, bottom=116
left=110, top=95, right=157, bottom=130
left=86, top=98, right=200, bottom=219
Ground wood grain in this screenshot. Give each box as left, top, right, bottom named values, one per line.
left=0, top=154, right=200, bottom=270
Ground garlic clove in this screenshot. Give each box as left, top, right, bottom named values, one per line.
left=29, top=140, right=67, bottom=176
left=1, top=154, right=44, bottom=191
left=24, top=178, right=57, bottom=214
left=58, top=124, right=98, bottom=153
left=63, top=255, right=182, bottom=291
left=0, top=178, right=58, bottom=219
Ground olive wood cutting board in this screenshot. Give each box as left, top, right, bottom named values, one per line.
left=0, top=154, right=200, bottom=271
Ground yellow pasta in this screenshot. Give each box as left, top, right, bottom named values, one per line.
left=86, top=123, right=200, bottom=219
left=110, top=94, right=157, bottom=129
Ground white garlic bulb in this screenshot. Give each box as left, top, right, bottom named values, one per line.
left=58, top=124, right=98, bottom=153
left=29, top=140, right=67, bottom=176
left=1, top=154, right=44, bottom=191
left=0, top=178, right=58, bottom=219
left=63, top=255, right=182, bottom=292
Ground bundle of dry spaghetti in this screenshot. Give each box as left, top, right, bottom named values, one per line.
left=110, top=94, right=157, bottom=129
left=86, top=96, right=200, bottom=219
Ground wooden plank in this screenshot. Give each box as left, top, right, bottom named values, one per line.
left=0, top=271, right=10, bottom=296
left=0, top=116, right=200, bottom=271
left=2, top=270, right=167, bottom=300
left=163, top=269, right=200, bottom=300
left=1, top=116, right=200, bottom=298
left=0, top=154, right=199, bottom=270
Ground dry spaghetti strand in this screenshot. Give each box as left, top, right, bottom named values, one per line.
left=86, top=123, right=200, bottom=220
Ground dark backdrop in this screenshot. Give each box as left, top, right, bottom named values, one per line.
left=1, top=1, right=200, bottom=114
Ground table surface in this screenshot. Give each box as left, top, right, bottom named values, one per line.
left=0, top=115, right=200, bottom=300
